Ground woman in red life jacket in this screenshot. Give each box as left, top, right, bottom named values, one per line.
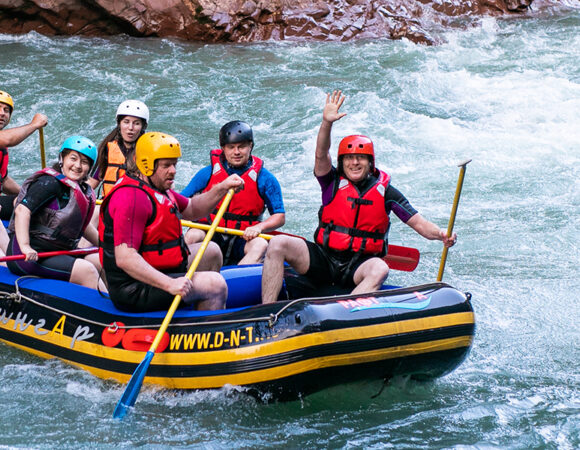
left=7, top=136, right=106, bottom=292
left=261, top=91, right=457, bottom=304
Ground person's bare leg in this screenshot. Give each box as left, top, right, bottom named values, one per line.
left=261, top=236, right=310, bottom=304
left=184, top=271, right=227, bottom=310
left=0, top=220, right=9, bottom=266
left=70, top=258, right=108, bottom=292
left=351, top=257, right=389, bottom=295
left=184, top=227, right=206, bottom=245
left=187, top=241, right=223, bottom=272
left=238, top=237, right=268, bottom=265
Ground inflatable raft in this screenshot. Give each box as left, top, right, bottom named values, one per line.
left=0, top=265, right=475, bottom=401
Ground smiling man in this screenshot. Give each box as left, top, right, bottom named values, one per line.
left=98, top=132, right=243, bottom=312
left=260, top=91, right=457, bottom=304
left=0, top=90, right=48, bottom=220
left=181, top=121, right=285, bottom=266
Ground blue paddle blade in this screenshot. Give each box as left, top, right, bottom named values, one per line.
left=113, top=351, right=154, bottom=419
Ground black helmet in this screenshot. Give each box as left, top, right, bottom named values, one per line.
left=219, top=121, right=253, bottom=147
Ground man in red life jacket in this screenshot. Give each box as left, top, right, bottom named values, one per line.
left=181, top=121, right=285, bottom=265
left=261, top=91, right=457, bottom=304
left=0, top=90, right=48, bottom=220
left=99, top=131, right=243, bottom=312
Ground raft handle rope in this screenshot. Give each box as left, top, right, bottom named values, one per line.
left=0, top=275, right=319, bottom=330
left=0, top=285, right=281, bottom=330
left=0, top=277, right=448, bottom=330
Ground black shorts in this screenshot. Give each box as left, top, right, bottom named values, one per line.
left=303, top=241, right=374, bottom=289
left=108, top=272, right=186, bottom=313
left=0, top=194, right=16, bottom=220
left=213, top=234, right=246, bottom=266
left=6, top=235, right=78, bottom=281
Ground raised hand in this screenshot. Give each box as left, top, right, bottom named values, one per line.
left=322, top=90, right=347, bottom=124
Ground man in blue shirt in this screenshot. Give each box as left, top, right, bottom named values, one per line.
left=182, top=121, right=285, bottom=265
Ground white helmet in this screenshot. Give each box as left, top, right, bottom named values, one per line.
left=116, top=100, right=149, bottom=123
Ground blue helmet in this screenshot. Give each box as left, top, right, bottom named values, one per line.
left=60, top=136, right=97, bottom=169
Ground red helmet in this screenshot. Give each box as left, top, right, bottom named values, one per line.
left=338, top=135, right=374, bottom=161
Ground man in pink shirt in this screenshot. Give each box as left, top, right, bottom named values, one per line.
left=99, top=132, right=243, bottom=312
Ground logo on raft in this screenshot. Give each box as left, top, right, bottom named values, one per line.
left=337, top=291, right=432, bottom=312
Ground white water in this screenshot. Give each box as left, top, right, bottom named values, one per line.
left=1, top=9, right=579, bottom=449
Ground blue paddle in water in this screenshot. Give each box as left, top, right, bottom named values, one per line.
left=113, top=189, right=235, bottom=419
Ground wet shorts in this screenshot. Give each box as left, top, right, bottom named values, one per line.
left=303, top=241, right=373, bottom=289
left=108, top=272, right=186, bottom=313
left=0, top=194, right=16, bottom=220
left=6, top=235, right=78, bottom=281
left=213, top=234, right=246, bottom=266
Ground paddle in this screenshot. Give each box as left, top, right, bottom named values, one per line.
left=181, top=220, right=420, bottom=272
left=113, top=188, right=235, bottom=419
left=437, top=159, right=471, bottom=282
left=39, top=128, right=46, bottom=168
left=0, top=247, right=97, bottom=263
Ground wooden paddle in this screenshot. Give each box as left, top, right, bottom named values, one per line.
left=39, top=128, right=46, bottom=168
left=437, top=159, right=471, bottom=281
left=181, top=220, right=420, bottom=272
left=113, top=188, right=235, bottom=419
left=0, top=247, right=97, bottom=263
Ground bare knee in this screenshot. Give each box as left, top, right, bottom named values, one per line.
left=70, top=259, right=100, bottom=290
left=188, top=272, right=227, bottom=310
left=266, top=235, right=292, bottom=258
left=369, top=260, right=389, bottom=285
left=248, top=237, right=268, bottom=255
left=190, top=241, right=223, bottom=271
left=240, top=237, right=268, bottom=264
left=354, top=259, right=389, bottom=289
left=185, top=228, right=205, bottom=246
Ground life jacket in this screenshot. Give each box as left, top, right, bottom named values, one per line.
left=201, top=149, right=265, bottom=230
left=314, top=169, right=391, bottom=255
left=99, top=174, right=188, bottom=273
left=0, top=146, right=8, bottom=186
left=102, top=141, right=128, bottom=197
left=9, top=168, right=96, bottom=250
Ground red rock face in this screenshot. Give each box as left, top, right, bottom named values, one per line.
left=0, top=0, right=550, bottom=45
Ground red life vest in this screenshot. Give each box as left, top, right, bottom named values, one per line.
left=0, top=146, right=9, bottom=186
left=314, top=169, right=391, bottom=255
left=9, top=168, right=96, bottom=250
left=201, top=149, right=265, bottom=230
left=99, top=175, right=187, bottom=272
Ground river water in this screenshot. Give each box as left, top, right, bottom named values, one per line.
left=1, top=9, right=579, bottom=449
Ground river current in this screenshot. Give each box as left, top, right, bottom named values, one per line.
left=0, top=9, right=579, bottom=449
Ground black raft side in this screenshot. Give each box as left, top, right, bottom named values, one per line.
left=0, top=276, right=474, bottom=401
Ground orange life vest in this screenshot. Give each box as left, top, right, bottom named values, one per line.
left=201, top=149, right=265, bottom=230
left=314, top=169, right=391, bottom=255
left=102, top=141, right=128, bottom=197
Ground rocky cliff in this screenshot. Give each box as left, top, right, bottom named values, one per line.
left=0, top=0, right=573, bottom=45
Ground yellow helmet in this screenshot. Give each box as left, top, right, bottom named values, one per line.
left=0, top=90, right=14, bottom=112
left=135, top=132, right=181, bottom=176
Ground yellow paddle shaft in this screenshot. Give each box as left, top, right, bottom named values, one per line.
left=39, top=128, right=46, bottom=168
left=146, top=189, right=235, bottom=353
left=181, top=219, right=274, bottom=241
left=437, top=159, right=471, bottom=282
